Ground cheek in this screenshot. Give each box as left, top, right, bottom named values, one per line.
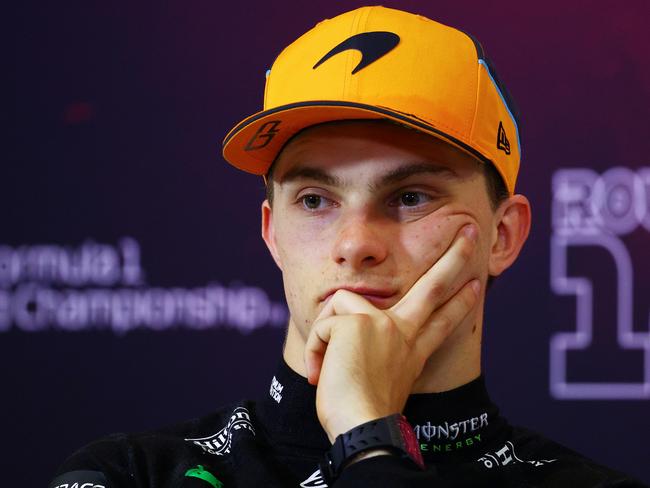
left=275, top=217, right=327, bottom=270
left=274, top=218, right=328, bottom=313
left=398, top=209, right=487, bottom=279
left=404, top=212, right=467, bottom=259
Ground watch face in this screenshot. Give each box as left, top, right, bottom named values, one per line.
left=396, top=415, right=425, bottom=469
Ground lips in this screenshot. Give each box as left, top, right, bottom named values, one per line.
left=320, top=285, right=398, bottom=307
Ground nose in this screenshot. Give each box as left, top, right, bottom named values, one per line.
left=331, top=213, right=388, bottom=269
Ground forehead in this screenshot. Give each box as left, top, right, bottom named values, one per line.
left=271, top=120, right=482, bottom=184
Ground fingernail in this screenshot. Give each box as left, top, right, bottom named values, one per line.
left=463, top=224, right=477, bottom=242
left=471, top=279, right=481, bottom=295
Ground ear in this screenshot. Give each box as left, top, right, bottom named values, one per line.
left=488, top=194, right=532, bottom=277
left=261, top=199, right=284, bottom=270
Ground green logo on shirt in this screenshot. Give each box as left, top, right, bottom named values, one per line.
left=184, top=465, right=223, bottom=488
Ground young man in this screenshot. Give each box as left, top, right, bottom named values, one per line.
left=50, top=6, right=645, bottom=488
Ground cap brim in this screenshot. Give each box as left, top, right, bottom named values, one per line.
left=222, top=101, right=491, bottom=175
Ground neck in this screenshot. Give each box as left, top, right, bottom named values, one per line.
left=283, top=306, right=483, bottom=394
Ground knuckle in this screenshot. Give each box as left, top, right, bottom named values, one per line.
left=351, top=313, right=371, bottom=327
left=413, top=350, right=428, bottom=372
left=377, top=314, right=395, bottom=331
left=462, top=286, right=478, bottom=307
left=458, top=240, right=474, bottom=260
left=436, top=315, right=453, bottom=335
left=404, top=330, right=419, bottom=348
left=428, top=280, right=447, bottom=299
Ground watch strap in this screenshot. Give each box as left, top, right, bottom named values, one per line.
left=320, top=414, right=424, bottom=484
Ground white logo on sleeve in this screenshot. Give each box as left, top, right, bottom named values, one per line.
left=184, top=406, right=255, bottom=455
left=53, top=484, right=105, bottom=488
left=270, top=376, right=284, bottom=403
left=300, top=469, right=327, bottom=488
left=48, top=470, right=108, bottom=488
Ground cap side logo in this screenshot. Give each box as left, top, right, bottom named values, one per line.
left=245, top=120, right=282, bottom=151
left=497, top=121, right=511, bottom=155
left=313, top=31, right=400, bottom=75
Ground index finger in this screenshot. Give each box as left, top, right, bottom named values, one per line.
left=389, top=223, right=478, bottom=326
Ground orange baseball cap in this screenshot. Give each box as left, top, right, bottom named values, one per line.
left=222, top=5, right=521, bottom=194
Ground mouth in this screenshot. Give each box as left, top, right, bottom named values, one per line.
left=320, top=286, right=398, bottom=308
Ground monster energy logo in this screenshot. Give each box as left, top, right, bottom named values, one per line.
left=414, top=412, right=488, bottom=441
left=420, top=434, right=483, bottom=453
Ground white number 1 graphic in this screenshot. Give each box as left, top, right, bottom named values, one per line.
left=549, top=168, right=650, bottom=399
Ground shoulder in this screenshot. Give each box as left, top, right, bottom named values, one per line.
left=49, top=400, right=258, bottom=488
left=490, top=424, right=647, bottom=487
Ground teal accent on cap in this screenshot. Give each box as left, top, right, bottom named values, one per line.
left=477, top=59, right=521, bottom=153
left=184, top=465, right=223, bottom=488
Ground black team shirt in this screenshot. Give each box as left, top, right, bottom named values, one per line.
left=50, top=359, right=646, bottom=487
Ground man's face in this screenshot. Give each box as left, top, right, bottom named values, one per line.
left=262, top=121, right=500, bottom=342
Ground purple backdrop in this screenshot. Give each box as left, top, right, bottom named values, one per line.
left=4, top=1, right=650, bottom=485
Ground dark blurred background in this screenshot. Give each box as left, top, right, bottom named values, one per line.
left=5, top=1, right=650, bottom=486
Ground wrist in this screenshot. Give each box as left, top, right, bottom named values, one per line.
left=322, top=408, right=385, bottom=443
left=345, top=448, right=393, bottom=466
left=320, top=414, right=424, bottom=485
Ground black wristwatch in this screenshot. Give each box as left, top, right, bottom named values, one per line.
left=320, top=414, right=425, bottom=484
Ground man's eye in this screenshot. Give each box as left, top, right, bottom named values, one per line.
left=301, top=194, right=324, bottom=210
left=399, top=191, right=427, bottom=207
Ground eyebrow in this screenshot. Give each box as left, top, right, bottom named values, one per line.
left=278, top=166, right=342, bottom=187
left=376, top=162, right=458, bottom=189
left=278, top=162, right=458, bottom=190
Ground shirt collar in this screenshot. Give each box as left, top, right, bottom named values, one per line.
left=255, top=357, right=507, bottom=462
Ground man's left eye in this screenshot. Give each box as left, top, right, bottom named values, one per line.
left=396, top=191, right=430, bottom=207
